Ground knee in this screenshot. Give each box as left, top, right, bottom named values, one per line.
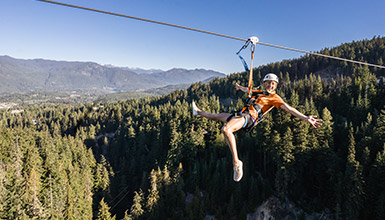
left=221, top=126, right=231, bottom=136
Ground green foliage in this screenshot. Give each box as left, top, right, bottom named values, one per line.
left=0, top=36, right=384, bottom=219
left=97, top=198, right=116, bottom=220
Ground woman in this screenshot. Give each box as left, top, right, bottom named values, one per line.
left=192, top=73, right=322, bottom=182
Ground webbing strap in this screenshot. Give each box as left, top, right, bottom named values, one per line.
left=247, top=45, right=255, bottom=97
left=236, top=38, right=257, bottom=97
left=258, top=106, right=274, bottom=124
left=237, top=55, right=249, bottom=72
left=236, top=41, right=251, bottom=72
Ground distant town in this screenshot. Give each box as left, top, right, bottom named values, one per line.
left=0, top=102, right=17, bottom=109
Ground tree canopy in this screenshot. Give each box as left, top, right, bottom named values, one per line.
left=0, top=36, right=385, bottom=219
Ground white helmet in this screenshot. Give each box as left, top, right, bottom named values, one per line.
left=263, top=73, right=279, bottom=83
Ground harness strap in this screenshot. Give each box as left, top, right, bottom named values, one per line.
left=247, top=45, right=255, bottom=97
left=236, top=40, right=251, bottom=72
left=236, top=37, right=259, bottom=98
left=242, top=116, right=249, bottom=128
left=257, top=106, right=274, bottom=124
left=237, top=54, right=250, bottom=72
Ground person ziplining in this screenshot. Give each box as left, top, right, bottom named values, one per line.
left=192, top=73, right=323, bottom=182
left=192, top=38, right=323, bottom=182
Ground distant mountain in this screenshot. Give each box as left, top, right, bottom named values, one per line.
left=110, top=66, right=226, bottom=83
left=146, top=68, right=225, bottom=85
left=0, top=56, right=225, bottom=94
left=104, top=65, right=164, bottom=75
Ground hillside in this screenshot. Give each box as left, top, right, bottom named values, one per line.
left=0, top=56, right=225, bottom=94
left=254, top=36, right=385, bottom=81
left=0, top=37, right=385, bottom=220
left=146, top=68, right=225, bottom=85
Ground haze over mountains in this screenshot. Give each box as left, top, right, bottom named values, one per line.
left=0, top=55, right=225, bottom=94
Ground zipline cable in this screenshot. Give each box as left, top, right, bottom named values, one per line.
left=36, top=0, right=245, bottom=42
left=36, top=0, right=385, bottom=69
left=108, top=185, right=131, bottom=208
left=110, top=189, right=131, bottom=211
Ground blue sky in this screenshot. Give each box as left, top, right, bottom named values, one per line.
left=1, top=0, right=385, bottom=74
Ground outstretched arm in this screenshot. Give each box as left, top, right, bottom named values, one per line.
left=280, top=103, right=322, bottom=128
left=235, top=83, right=249, bottom=93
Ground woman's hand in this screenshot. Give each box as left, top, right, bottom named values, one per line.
left=235, top=83, right=241, bottom=91
left=306, top=115, right=323, bottom=128
left=281, top=103, right=323, bottom=128
left=235, top=83, right=248, bottom=93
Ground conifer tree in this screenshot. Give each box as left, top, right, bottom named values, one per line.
left=95, top=155, right=111, bottom=192
left=4, top=137, right=27, bottom=219
left=374, top=107, right=385, bottom=151
left=40, top=135, right=66, bottom=219
left=0, top=161, right=7, bottom=219
left=63, top=172, right=75, bottom=220
left=343, top=128, right=365, bottom=220
left=96, top=198, right=116, bottom=220
left=82, top=171, right=94, bottom=219
left=319, top=107, right=334, bottom=148
left=129, top=189, right=144, bottom=219
left=24, top=168, right=45, bottom=218
left=275, top=128, right=295, bottom=198
left=122, top=210, right=132, bottom=220
left=366, top=145, right=385, bottom=219
left=23, top=139, right=45, bottom=218
left=257, top=112, right=273, bottom=173
left=146, top=169, right=159, bottom=213
left=166, top=119, right=183, bottom=167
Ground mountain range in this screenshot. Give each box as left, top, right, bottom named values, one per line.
left=0, top=55, right=225, bottom=94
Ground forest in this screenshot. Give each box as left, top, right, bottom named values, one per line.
left=0, top=36, right=385, bottom=219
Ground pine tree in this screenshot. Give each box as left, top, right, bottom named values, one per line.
left=23, top=141, right=45, bottom=218
left=3, top=137, right=27, bottom=219
left=319, top=107, right=334, bottom=148
left=24, top=168, right=45, bottom=218
left=0, top=161, right=7, bottom=219
left=343, top=128, right=365, bottom=220
left=122, top=210, right=132, bottom=220
left=275, top=128, right=295, bottom=198
left=374, top=107, right=385, bottom=152
left=129, top=189, right=144, bottom=219
left=63, top=172, right=75, bottom=220
left=146, top=169, right=159, bottom=213
left=258, top=112, right=273, bottom=174
left=365, top=145, right=385, bottom=219
left=81, top=170, right=94, bottom=219
left=40, top=135, right=66, bottom=219
left=166, top=119, right=183, bottom=167
left=95, top=155, right=111, bottom=192
left=96, top=198, right=116, bottom=220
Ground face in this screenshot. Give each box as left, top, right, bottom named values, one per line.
left=263, top=80, right=278, bottom=93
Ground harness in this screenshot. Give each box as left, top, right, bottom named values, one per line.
left=242, top=91, right=265, bottom=122
left=239, top=91, right=273, bottom=132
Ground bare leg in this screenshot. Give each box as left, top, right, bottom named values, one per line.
left=198, top=111, right=231, bottom=123
left=221, top=117, right=245, bottom=166
left=194, top=102, right=244, bottom=164
left=194, top=104, right=231, bottom=123
left=193, top=101, right=245, bottom=181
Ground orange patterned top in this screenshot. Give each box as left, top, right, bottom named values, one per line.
left=246, top=90, right=285, bottom=120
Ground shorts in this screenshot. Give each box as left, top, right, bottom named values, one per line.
left=226, top=112, right=256, bottom=130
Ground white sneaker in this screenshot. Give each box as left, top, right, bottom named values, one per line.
left=233, top=160, right=243, bottom=182
left=192, top=101, right=199, bottom=116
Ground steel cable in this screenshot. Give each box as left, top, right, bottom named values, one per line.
left=36, top=0, right=385, bottom=69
